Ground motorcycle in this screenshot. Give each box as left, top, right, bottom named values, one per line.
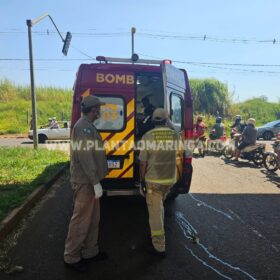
left=263, top=140, right=280, bottom=172
left=223, top=133, right=265, bottom=166
left=207, top=129, right=227, bottom=154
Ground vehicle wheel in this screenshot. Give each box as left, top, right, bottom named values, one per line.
left=263, top=153, right=278, bottom=172
left=223, top=145, right=234, bottom=159
left=216, top=141, right=226, bottom=153
left=38, top=134, right=48, bottom=143
left=263, top=131, right=273, bottom=141
left=253, top=150, right=264, bottom=166
left=207, top=141, right=215, bottom=152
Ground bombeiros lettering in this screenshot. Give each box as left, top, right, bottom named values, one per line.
left=96, top=73, right=134, bottom=84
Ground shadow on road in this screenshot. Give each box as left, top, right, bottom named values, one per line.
left=260, top=169, right=280, bottom=188
left=223, top=158, right=262, bottom=169
left=20, top=141, right=33, bottom=145
left=204, top=151, right=223, bottom=158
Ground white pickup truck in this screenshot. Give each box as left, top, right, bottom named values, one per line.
left=28, top=121, right=70, bottom=143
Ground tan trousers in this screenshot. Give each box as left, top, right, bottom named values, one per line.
left=64, top=184, right=100, bottom=264
left=146, top=182, right=171, bottom=252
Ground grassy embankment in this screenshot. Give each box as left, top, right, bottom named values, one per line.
left=0, top=79, right=72, bottom=134
left=231, top=97, right=280, bottom=126
left=0, top=147, right=69, bottom=222
left=1, top=79, right=279, bottom=135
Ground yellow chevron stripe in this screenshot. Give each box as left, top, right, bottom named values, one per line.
left=81, top=88, right=90, bottom=97
left=104, top=117, right=134, bottom=153
left=107, top=151, right=134, bottom=178
left=121, top=165, right=133, bottom=178
left=127, top=99, right=135, bottom=117
left=107, top=135, right=134, bottom=178
left=100, top=132, right=111, bottom=140
left=104, top=98, right=135, bottom=178
left=111, top=134, right=134, bottom=155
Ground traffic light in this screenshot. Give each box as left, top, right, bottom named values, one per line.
left=62, top=32, right=72, bottom=56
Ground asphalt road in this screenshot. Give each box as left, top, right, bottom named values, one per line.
left=0, top=137, right=70, bottom=152
left=0, top=154, right=279, bottom=280
left=0, top=137, right=276, bottom=150
left=0, top=137, right=33, bottom=147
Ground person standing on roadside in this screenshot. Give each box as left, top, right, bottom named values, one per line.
left=64, top=95, right=108, bottom=272
left=193, top=116, right=207, bottom=156
left=139, top=108, right=181, bottom=258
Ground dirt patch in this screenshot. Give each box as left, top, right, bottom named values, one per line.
left=0, top=134, right=27, bottom=139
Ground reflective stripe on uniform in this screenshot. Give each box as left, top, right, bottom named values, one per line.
left=151, top=229, right=164, bottom=237
left=146, top=178, right=176, bottom=186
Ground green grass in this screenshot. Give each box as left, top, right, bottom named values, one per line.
left=0, top=147, right=69, bottom=222
left=0, top=79, right=279, bottom=135
left=231, top=97, right=280, bottom=126
left=0, top=79, right=72, bottom=134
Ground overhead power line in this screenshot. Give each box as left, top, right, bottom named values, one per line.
left=0, top=30, right=279, bottom=44
left=1, top=57, right=280, bottom=68
left=138, top=53, right=280, bottom=75
left=138, top=32, right=279, bottom=44
left=1, top=51, right=280, bottom=74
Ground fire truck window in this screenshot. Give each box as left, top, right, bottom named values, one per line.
left=170, top=94, right=183, bottom=132
left=94, top=96, right=125, bottom=131
left=136, top=74, right=164, bottom=114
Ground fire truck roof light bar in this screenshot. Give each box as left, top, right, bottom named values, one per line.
left=96, top=56, right=172, bottom=65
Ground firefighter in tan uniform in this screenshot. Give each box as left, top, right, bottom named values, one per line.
left=139, top=108, right=181, bottom=257
left=64, top=95, right=108, bottom=272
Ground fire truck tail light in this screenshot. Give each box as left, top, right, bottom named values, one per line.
left=162, top=59, right=172, bottom=64
left=185, top=129, right=193, bottom=139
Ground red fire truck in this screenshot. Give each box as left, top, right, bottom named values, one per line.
left=71, top=56, right=193, bottom=198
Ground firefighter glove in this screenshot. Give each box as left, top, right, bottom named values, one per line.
left=93, top=183, right=103, bottom=199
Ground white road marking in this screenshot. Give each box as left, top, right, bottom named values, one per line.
left=188, top=194, right=279, bottom=253
left=189, top=194, right=233, bottom=220
left=184, top=245, right=232, bottom=280
left=175, top=211, right=257, bottom=280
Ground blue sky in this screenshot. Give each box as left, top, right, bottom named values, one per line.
left=1, top=0, right=280, bottom=102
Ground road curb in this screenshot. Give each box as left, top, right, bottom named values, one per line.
left=0, top=134, right=28, bottom=139
left=0, top=163, right=69, bottom=242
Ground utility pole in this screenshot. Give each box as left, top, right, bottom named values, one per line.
left=131, top=27, right=136, bottom=57
left=26, top=13, right=71, bottom=149
left=27, top=18, right=38, bottom=149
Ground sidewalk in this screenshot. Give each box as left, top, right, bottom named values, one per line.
left=0, top=134, right=27, bottom=139
left=0, top=176, right=73, bottom=279
left=0, top=176, right=152, bottom=280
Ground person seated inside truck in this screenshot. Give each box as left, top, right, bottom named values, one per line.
left=49, top=117, right=60, bottom=129
left=137, top=96, right=156, bottom=138
left=142, top=95, right=156, bottom=117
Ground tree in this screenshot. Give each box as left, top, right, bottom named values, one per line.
left=189, top=79, right=231, bottom=116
